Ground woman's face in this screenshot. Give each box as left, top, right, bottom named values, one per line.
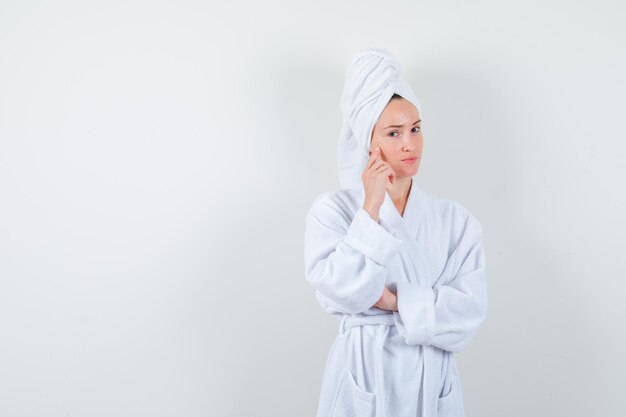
left=369, top=98, right=423, bottom=179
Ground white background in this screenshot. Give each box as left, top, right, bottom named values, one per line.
left=1, top=1, right=625, bottom=416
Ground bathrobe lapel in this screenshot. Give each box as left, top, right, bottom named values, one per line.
left=376, top=178, right=438, bottom=417
left=377, top=178, right=435, bottom=287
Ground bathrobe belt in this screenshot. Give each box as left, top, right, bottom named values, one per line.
left=340, top=314, right=433, bottom=417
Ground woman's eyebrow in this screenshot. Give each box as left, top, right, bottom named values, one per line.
left=384, top=119, right=421, bottom=129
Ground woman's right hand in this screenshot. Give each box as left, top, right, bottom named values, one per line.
left=361, top=146, right=396, bottom=222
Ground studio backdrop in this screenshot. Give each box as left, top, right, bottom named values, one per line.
left=0, top=1, right=624, bottom=416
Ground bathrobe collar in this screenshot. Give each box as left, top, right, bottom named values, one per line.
left=358, top=176, right=427, bottom=240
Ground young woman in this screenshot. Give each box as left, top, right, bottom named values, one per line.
left=304, top=48, right=488, bottom=417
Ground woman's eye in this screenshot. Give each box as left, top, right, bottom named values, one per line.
left=389, top=131, right=399, bottom=137
left=412, top=127, right=421, bottom=133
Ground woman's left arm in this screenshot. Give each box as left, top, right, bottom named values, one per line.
left=392, top=210, right=488, bottom=353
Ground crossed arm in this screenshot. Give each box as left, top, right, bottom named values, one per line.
left=304, top=195, right=487, bottom=353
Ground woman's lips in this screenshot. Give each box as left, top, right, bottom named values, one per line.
left=402, top=157, right=417, bottom=164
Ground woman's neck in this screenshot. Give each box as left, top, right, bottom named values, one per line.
left=386, top=177, right=412, bottom=215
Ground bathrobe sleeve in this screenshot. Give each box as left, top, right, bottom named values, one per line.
left=392, top=209, right=488, bottom=353
left=304, top=194, right=404, bottom=315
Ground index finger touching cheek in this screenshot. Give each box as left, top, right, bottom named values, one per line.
left=367, top=146, right=380, bottom=168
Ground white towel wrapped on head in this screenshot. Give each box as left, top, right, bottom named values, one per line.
left=337, top=48, right=423, bottom=190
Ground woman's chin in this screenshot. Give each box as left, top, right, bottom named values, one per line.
left=396, top=166, right=419, bottom=178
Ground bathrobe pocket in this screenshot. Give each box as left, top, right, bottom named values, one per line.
left=329, top=367, right=376, bottom=417
left=436, top=372, right=464, bottom=417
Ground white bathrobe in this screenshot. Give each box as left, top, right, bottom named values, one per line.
left=304, top=179, right=488, bottom=417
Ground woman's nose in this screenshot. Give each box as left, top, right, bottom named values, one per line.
left=401, top=136, right=416, bottom=150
